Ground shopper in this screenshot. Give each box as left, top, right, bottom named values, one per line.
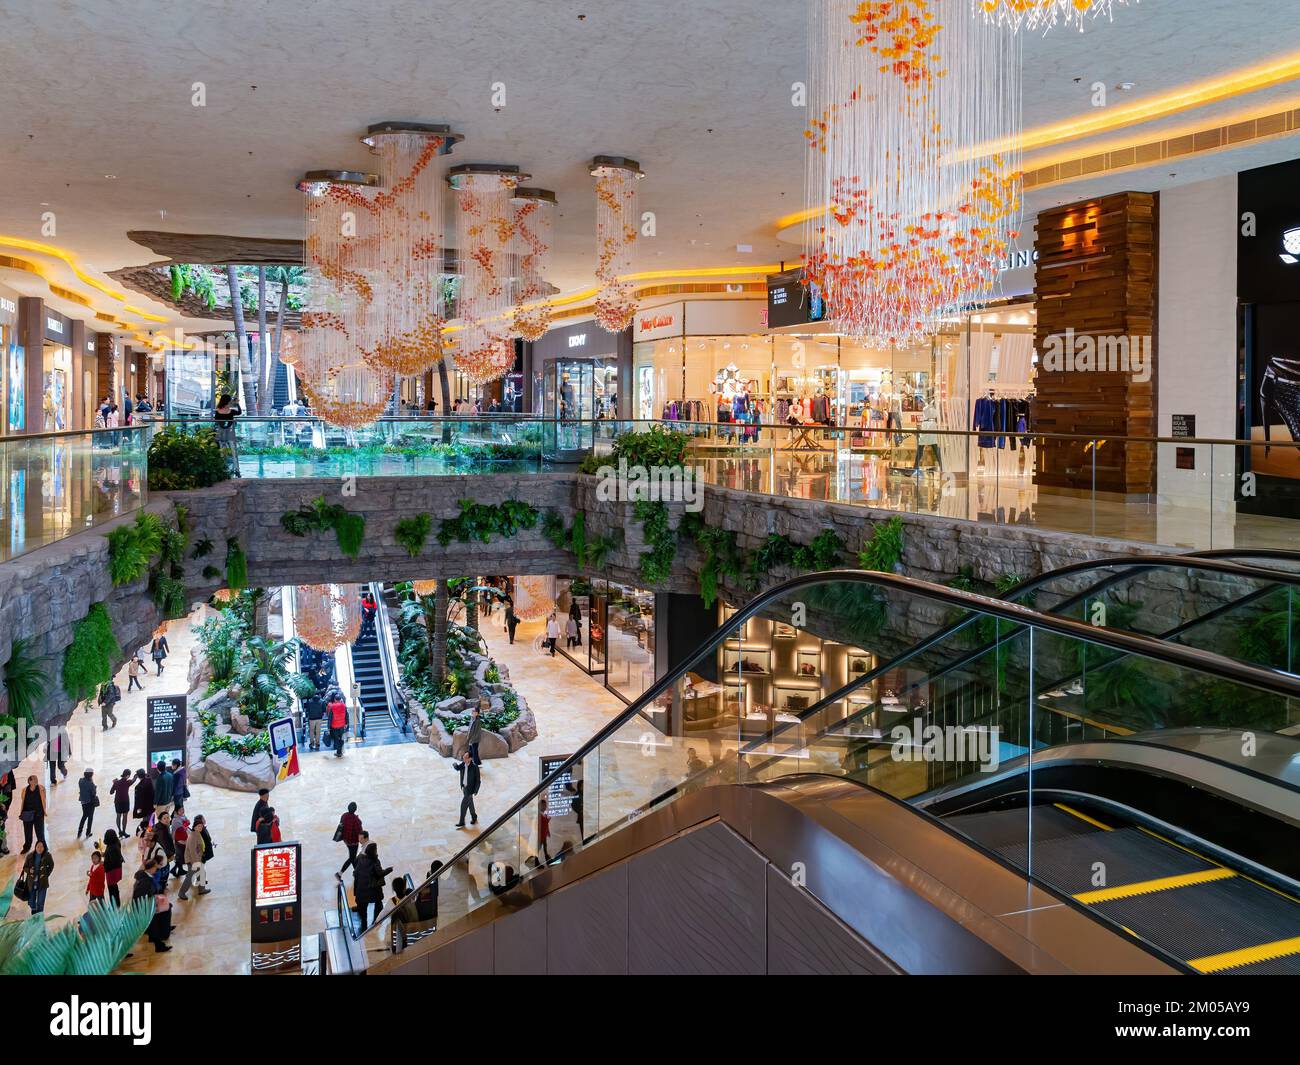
left=172, top=759, right=189, bottom=807
left=254, top=806, right=281, bottom=844
left=86, top=851, right=106, bottom=907
left=352, top=842, right=391, bottom=934
left=454, top=750, right=481, bottom=828
left=545, top=612, right=560, bottom=656
left=126, top=655, right=145, bottom=693
left=153, top=759, right=174, bottom=817
left=359, top=590, right=378, bottom=638
left=170, top=805, right=190, bottom=879
left=19, top=774, right=47, bottom=851
left=0, top=770, right=12, bottom=856
left=131, top=768, right=154, bottom=835
left=537, top=796, right=552, bottom=862
left=100, top=675, right=123, bottom=726
left=249, top=788, right=270, bottom=834
left=466, top=704, right=483, bottom=766
left=179, top=815, right=211, bottom=899
left=22, top=841, right=54, bottom=914
left=213, top=394, right=242, bottom=478
left=304, top=690, right=325, bottom=750
left=46, top=728, right=70, bottom=784
left=199, top=818, right=215, bottom=880
left=153, top=811, right=175, bottom=885
left=76, top=769, right=98, bottom=839
left=505, top=603, right=519, bottom=645
left=149, top=632, right=170, bottom=677
left=565, top=613, right=579, bottom=648
left=327, top=690, right=348, bottom=758
left=102, top=830, right=125, bottom=906
left=338, top=802, right=363, bottom=874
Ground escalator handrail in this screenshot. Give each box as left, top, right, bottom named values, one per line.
left=347, top=565, right=1300, bottom=944
left=775, top=552, right=1300, bottom=748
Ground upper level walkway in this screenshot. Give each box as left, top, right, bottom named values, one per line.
left=1, top=416, right=1296, bottom=564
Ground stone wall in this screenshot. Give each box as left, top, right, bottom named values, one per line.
left=6, top=468, right=1258, bottom=772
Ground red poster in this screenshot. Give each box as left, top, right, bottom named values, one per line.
left=254, top=846, right=297, bottom=907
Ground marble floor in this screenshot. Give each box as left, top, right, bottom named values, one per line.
left=0, top=609, right=630, bottom=974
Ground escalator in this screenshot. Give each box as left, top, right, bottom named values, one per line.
left=332, top=558, right=1300, bottom=976
left=347, top=582, right=410, bottom=746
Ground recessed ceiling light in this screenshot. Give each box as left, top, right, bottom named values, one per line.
left=104, top=174, right=117, bottom=179
left=1118, top=82, right=1135, bottom=91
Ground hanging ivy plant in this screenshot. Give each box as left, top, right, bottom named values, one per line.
left=280, top=496, right=367, bottom=558
left=225, top=538, right=248, bottom=590
left=436, top=499, right=539, bottom=547
left=394, top=513, right=433, bottom=558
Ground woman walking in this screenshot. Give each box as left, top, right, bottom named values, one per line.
left=76, top=768, right=98, bottom=840
left=109, top=769, right=132, bottom=834
left=86, top=851, right=106, bottom=908
left=102, top=829, right=125, bottom=906
left=19, top=774, right=47, bottom=851
left=338, top=802, right=362, bottom=874
left=545, top=612, right=561, bottom=656
left=179, top=816, right=211, bottom=899
left=22, top=841, right=54, bottom=914
left=132, top=767, right=154, bottom=836
left=352, top=842, right=391, bottom=934
left=149, top=632, right=170, bottom=677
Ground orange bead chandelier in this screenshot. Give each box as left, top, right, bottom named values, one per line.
left=449, top=164, right=526, bottom=385
left=589, top=156, right=644, bottom=333
left=509, top=187, right=558, bottom=342
left=976, top=0, right=1133, bottom=33
left=294, top=583, right=361, bottom=652
left=803, top=0, right=1023, bottom=346
left=512, top=575, right=556, bottom=622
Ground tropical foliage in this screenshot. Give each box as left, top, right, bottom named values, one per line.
left=147, top=425, right=231, bottom=491
left=3, top=639, right=49, bottom=726
left=279, top=496, right=366, bottom=558
left=437, top=498, right=539, bottom=547
left=61, top=603, right=120, bottom=701
left=393, top=513, right=433, bottom=558
left=0, top=877, right=155, bottom=975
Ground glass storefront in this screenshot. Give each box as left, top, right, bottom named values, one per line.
left=554, top=575, right=655, bottom=704
left=42, top=343, right=72, bottom=431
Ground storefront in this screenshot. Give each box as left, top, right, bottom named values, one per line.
left=0, top=286, right=21, bottom=435
left=41, top=309, right=73, bottom=432
left=554, top=575, right=656, bottom=704
left=529, top=319, right=624, bottom=420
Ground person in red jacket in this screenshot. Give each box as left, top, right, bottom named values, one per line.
left=338, top=802, right=363, bottom=873
left=327, top=690, right=348, bottom=759
left=86, top=851, right=106, bottom=906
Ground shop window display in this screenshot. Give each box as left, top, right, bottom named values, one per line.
left=605, top=582, right=654, bottom=703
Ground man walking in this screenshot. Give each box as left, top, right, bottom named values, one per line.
left=304, top=691, right=325, bottom=751
left=454, top=751, right=481, bottom=828
left=467, top=704, right=484, bottom=766
left=327, top=690, right=348, bottom=758
left=46, top=729, right=70, bottom=785
left=153, top=760, right=174, bottom=818
left=250, top=788, right=270, bottom=835
left=98, top=678, right=121, bottom=729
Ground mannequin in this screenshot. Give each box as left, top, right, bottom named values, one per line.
left=913, top=399, right=942, bottom=472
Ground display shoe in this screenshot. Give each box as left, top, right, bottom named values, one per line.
left=1260, top=358, right=1300, bottom=456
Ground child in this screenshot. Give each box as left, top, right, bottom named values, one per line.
left=86, top=851, right=106, bottom=906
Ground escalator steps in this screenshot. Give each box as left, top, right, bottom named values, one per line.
left=946, top=805, right=1095, bottom=851
left=1213, top=950, right=1300, bottom=976
left=996, top=827, right=1214, bottom=897
left=1092, top=876, right=1300, bottom=967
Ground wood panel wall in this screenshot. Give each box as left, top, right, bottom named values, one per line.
left=1033, top=191, right=1158, bottom=494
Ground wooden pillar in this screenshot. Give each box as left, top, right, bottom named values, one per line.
left=1033, top=191, right=1158, bottom=495
left=95, top=333, right=116, bottom=413
left=18, top=296, right=43, bottom=434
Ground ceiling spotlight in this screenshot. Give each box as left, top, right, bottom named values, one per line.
left=1117, top=82, right=1135, bottom=91
left=103, top=174, right=117, bottom=180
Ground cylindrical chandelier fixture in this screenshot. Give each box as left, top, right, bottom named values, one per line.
left=359, top=122, right=461, bottom=377
left=295, top=583, right=361, bottom=652
left=976, top=0, right=1133, bottom=33
left=803, top=0, right=1022, bottom=346
left=449, top=164, right=527, bottom=385
left=296, top=169, right=393, bottom=427
left=510, top=188, right=557, bottom=342
left=412, top=579, right=440, bottom=596
left=589, top=156, right=643, bottom=333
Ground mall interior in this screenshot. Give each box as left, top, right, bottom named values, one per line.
left=1, top=0, right=1300, bottom=985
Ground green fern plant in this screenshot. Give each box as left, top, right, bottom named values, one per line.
left=859, top=516, right=905, bottom=573
left=0, top=879, right=154, bottom=975
left=225, top=538, right=248, bottom=591
left=3, top=638, right=49, bottom=726
left=394, top=513, right=433, bottom=558
left=105, top=526, right=149, bottom=586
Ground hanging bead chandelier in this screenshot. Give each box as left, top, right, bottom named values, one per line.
left=513, top=575, right=556, bottom=622
left=449, top=164, right=526, bottom=384
left=976, top=0, right=1134, bottom=33
left=412, top=579, right=440, bottom=596
left=589, top=156, right=644, bottom=333
left=803, top=0, right=1022, bottom=346
left=509, top=188, right=557, bottom=342
left=296, top=169, right=393, bottom=427
left=359, top=123, right=461, bottom=377
left=295, top=584, right=361, bottom=652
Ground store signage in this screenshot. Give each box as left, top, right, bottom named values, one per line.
left=639, top=312, right=674, bottom=332
left=1281, top=227, right=1300, bottom=265
left=269, top=716, right=299, bottom=781
left=1239, top=158, right=1300, bottom=303
left=633, top=301, right=685, bottom=342
left=250, top=841, right=303, bottom=973
left=0, top=297, right=15, bottom=316
left=1171, top=413, right=1196, bottom=438
left=1001, top=249, right=1038, bottom=271
left=568, top=333, right=587, bottom=348
left=145, top=694, right=187, bottom=770
left=46, top=316, right=63, bottom=335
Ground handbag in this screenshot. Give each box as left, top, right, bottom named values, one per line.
left=19, top=810, right=34, bottom=824
left=12, top=876, right=29, bottom=902
left=332, top=821, right=345, bottom=843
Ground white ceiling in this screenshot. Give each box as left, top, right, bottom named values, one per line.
left=0, top=0, right=1297, bottom=336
